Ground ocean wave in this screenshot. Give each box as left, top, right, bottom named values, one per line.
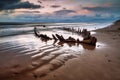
left=0, top=22, right=112, bottom=37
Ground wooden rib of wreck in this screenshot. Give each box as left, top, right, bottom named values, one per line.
left=52, top=34, right=57, bottom=41
left=55, top=34, right=65, bottom=42
left=34, top=27, right=52, bottom=40
left=55, top=34, right=76, bottom=42
left=62, top=27, right=82, bottom=34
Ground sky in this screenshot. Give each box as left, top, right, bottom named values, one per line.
left=0, top=0, right=120, bottom=22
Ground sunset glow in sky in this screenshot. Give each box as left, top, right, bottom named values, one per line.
left=0, top=0, right=120, bottom=22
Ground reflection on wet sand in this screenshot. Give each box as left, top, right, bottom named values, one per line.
left=40, top=39, right=96, bottom=50
left=0, top=33, right=97, bottom=80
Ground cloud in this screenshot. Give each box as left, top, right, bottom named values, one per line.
left=50, top=5, right=61, bottom=8
left=54, top=9, right=76, bottom=15
left=37, top=0, right=42, bottom=4
left=16, top=11, right=40, bottom=14
left=82, top=6, right=120, bottom=14
left=0, top=0, right=41, bottom=11
left=0, top=0, right=120, bottom=22
left=1, top=13, right=119, bottom=22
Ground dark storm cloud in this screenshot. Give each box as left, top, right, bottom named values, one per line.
left=16, top=11, right=40, bottom=14
left=6, top=1, right=41, bottom=9
left=82, top=6, right=120, bottom=14
left=37, top=0, right=42, bottom=4
left=54, top=9, right=76, bottom=15
left=0, top=0, right=41, bottom=11
left=50, top=5, right=61, bottom=8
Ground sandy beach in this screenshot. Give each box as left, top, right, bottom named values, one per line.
left=0, top=21, right=120, bottom=80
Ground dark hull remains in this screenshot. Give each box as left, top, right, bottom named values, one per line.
left=34, top=27, right=97, bottom=46
left=34, top=27, right=52, bottom=40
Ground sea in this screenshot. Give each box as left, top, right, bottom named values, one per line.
left=0, top=22, right=112, bottom=37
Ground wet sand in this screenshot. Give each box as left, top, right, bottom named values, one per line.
left=0, top=21, right=120, bottom=80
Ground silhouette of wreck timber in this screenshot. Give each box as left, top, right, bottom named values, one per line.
left=61, top=27, right=97, bottom=45
left=34, top=27, right=52, bottom=40
left=81, top=37, right=97, bottom=46
left=55, top=34, right=76, bottom=42
left=34, top=27, right=97, bottom=46
left=55, top=34, right=97, bottom=45
left=62, top=27, right=91, bottom=36
left=62, top=27, right=82, bottom=34
left=52, top=34, right=57, bottom=41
